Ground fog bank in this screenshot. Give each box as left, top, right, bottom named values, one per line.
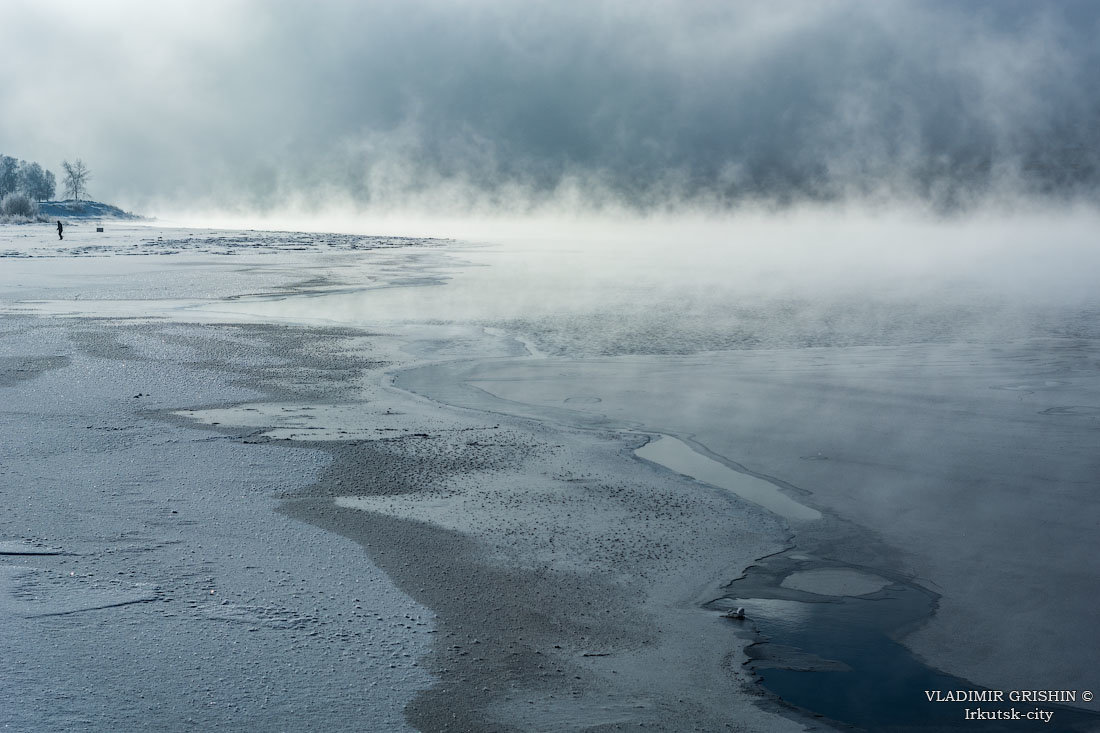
left=3, top=1, right=1099, bottom=212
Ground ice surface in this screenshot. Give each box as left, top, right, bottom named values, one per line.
left=0, top=308, right=433, bottom=732
left=780, top=568, right=890, bottom=596
left=0, top=540, right=65, bottom=555
left=5, top=215, right=1098, bottom=727
left=0, top=565, right=158, bottom=618
left=636, top=435, right=821, bottom=522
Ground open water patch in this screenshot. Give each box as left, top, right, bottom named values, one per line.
left=713, top=552, right=1100, bottom=731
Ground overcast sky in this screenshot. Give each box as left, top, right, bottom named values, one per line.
left=1, top=0, right=1097, bottom=212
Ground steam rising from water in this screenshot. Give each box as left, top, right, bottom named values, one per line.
left=3, top=1, right=1099, bottom=214
left=204, top=204, right=1100, bottom=356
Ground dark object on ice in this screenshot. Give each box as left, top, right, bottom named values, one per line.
left=722, top=607, right=746, bottom=619
left=96, top=226, right=104, bottom=233
left=57, top=220, right=63, bottom=240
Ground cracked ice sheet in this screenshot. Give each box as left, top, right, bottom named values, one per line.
left=0, top=565, right=158, bottom=618
left=176, top=400, right=502, bottom=442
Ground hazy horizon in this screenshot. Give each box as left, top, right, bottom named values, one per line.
left=2, top=0, right=1099, bottom=217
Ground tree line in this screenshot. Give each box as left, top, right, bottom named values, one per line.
left=0, top=154, right=55, bottom=201
left=0, top=154, right=92, bottom=202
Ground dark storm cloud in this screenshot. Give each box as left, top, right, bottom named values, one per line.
left=2, top=0, right=1097, bottom=210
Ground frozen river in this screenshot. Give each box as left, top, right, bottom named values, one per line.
left=3, top=214, right=1098, bottom=730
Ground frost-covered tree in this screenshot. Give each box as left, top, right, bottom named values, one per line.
left=0, top=155, right=57, bottom=201
left=62, top=159, right=91, bottom=200
left=1, top=192, right=38, bottom=218
left=19, top=162, right=56, bottom=201
left=0, top=155, right=19, bottom=197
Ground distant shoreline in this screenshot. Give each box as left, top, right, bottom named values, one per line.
left=38, top=200, right=143, bottom=220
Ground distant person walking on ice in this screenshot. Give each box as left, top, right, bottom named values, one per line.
left=57, top=220, right=63, bottom=240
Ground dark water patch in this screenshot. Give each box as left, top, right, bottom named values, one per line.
left=714, top=552, right=1100, bottom=731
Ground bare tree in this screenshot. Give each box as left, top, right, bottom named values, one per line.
left=62, top=159, right=91, bottom=201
